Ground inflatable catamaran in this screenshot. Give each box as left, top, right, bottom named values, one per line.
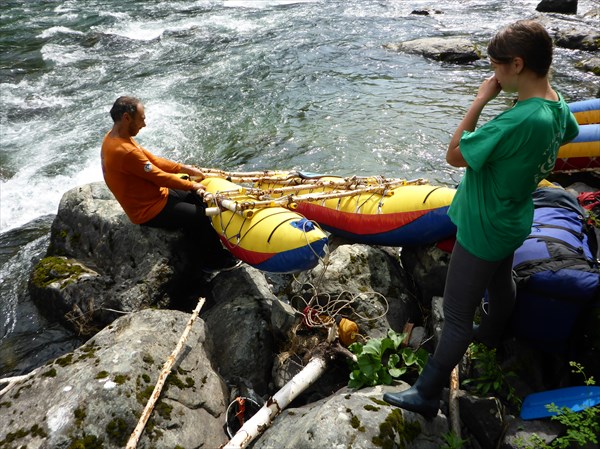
left=196, top=98, right=597, bottom=273
left=197, top=170, right=456, bottom=272
left=554, top=98, right=600, bottom=173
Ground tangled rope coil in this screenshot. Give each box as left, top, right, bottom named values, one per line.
left=290, top=280, right=390, bottom=346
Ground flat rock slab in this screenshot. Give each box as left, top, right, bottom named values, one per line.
left=384, top=37, right=481, bottom=63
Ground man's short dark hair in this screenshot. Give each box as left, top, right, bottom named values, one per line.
left=109, top=96, right=141, bottom=122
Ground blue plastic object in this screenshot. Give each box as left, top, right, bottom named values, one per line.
left=520, top=386, right=600, bottom=420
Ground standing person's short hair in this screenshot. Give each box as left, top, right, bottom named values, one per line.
left=487, top=20, right=553, bottom=77
left=109, top=96, right=141, bottom=122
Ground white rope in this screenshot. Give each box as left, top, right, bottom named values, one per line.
left=292, top=281, right=390, bottom=331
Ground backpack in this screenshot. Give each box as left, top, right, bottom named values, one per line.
left=513, top=188, right=599, bottom=300
left=510, top=187, right=600, bottom=346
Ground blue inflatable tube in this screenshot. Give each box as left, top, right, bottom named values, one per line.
left=568, top=98, right=600, bottom=125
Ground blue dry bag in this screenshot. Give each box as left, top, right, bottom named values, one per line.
left=510, top=187, right=600, bottom=346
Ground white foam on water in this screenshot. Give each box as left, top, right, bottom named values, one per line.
left=134, top=99, right=197, bottom=161
left=0, top=158, right=103, bottom=233
left=38, top=26, right=84, bottom=39
left=54, top=3, right=76, bottom=14
left=49, top=3, right=79, bottom=22
left=41, top=43, right=89, bottom=66
left=1, top=70, right=108, bottom=233
left=224, top=0, right=318, bottom=8
left=102, top=21, right=167, bottom=41
left=1, top=79, right=73, bottom=110
left=1, top=173, right=64, bottom=231
left=98, top=10, right=130, bottom=19
left=0, top=235, right=50, bottom=336
left=208, top=14, right=261, bottom=33
left=97, top=4, right=264, bottom=43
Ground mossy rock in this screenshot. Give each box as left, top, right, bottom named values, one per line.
left=30, top=256, right=94, bottom=290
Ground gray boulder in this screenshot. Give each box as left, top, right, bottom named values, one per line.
left=536, top=0, right=578, bottom=14
left=29, top=182, right=199, bottom=334
left=295, top=243, right=420, bottom=340
left=584, top=7, right=600, bottom=19
left=0, top=308, right=229, bottom=449
left=401, top=244, right=451, bottom=307
left=575, top=56, right=600, bottom=76
left=384, top=37, right=482, bottom=64
left=554, top=27, right=600, bottom=52
left=458, top=393, right=565, bottom=449
left=253, top=385, right=449, bottom=449
left=204, top=266, right=279, bottom=397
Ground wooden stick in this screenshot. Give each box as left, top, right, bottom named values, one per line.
left=199, top=174, right=430, bottom=218
left=204, top=182, right=413, bottom=217
left=203, top=194, right=260, bottom=218
left=192, top=169, right=424, bottom=186
left=449, top=365, right=461, bottom=440
left=0, top=370, right=38, bottom=397
left=250, top=179, right=418, bottom=197
left=251, top=175, right=424, bottom=186
left=126, top=297, right=206, bottom=449
left=221, top=356, right=328, bottom=449
left=194, top=168, right=290, bottom=179
left=401, top=322, right=414, bottom=348
left=265, top=185, right=393, bottom=205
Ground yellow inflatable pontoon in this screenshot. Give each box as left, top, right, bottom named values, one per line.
left=201, top=177, right=328, bottom=273
left=554, top=99, right=600, bottom=173
left=255, top=174, right=457, bottom=246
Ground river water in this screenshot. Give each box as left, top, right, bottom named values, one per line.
left=1, top=0, right=598, bottom=376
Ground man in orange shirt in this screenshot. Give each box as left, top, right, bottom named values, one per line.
left=101, top=96, right=240, bottom=271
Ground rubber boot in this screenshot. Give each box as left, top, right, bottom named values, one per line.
left=382, top=358, right=447, bottom=419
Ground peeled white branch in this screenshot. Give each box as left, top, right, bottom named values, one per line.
left=221, top=356, right=328, bottom=449
left=449, top=365, right=461, bottom=439
left=126, top=297, right=206, bottom=449
left=0, top=370, right=38, bottom=397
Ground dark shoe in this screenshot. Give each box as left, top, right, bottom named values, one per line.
left=383, top=358, right=447, bottom=419
left=201, top=253, right=242, bottom=273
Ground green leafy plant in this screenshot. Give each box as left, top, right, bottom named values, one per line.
left=584, top=207, right=599, bottom=228
left=462, top=343, right=520, bottom=407
left=347, top=329, right=428, bottom=389
left=519, top=362, right=599, bottom=449
left=441, top=431, right=469, bottom=449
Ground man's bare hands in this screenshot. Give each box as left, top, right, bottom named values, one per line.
left=192, top=182, right=206, bottom=197
left=181, top=164, right=205, bottom=180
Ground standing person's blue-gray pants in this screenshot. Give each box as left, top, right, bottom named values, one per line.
left=433, top=241, right=516, bottom=370
left=383, top=241, right=516, bottom=418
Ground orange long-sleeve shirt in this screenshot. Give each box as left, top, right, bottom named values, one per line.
left=101, top=132, right=195, bottom=224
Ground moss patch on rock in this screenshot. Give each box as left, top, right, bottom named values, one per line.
left=31, top=256, right=89, bottom=289
left=372, top=408, right=421, bottom=449
left=106, top=417, right=130, bottom=447
left=0, top=424, right=48, bottom=447
left=67, top=433, right=104, bottom=449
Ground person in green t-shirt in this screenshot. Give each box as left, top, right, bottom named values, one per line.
left=384, top=20, right=580, bottom=418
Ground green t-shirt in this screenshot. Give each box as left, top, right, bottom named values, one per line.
left=448, top=94, right=580, bottom=261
